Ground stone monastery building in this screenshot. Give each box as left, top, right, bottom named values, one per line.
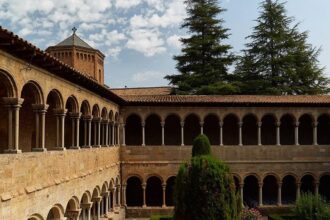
left=0, top=26, right=330, bottom=220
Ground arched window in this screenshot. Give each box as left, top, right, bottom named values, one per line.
left=223, top=114, right=239, bottom=145
left=126, top=177, right=143, bottom=207
left=184, top=114, right=200, bottom=145
left=242, top=114, right=258, bottom=145
left=146, top=176, right=163, bottom=207
left=164, top=114, right=181, bottom=145
left=282, top=175, right=296, bottom=204
left=243, top=175, right=259, bottom=207
left=125, top=114, right=142, bottom=145
left=145, top=114, right=162, bottom=145
left=203, top=114, right=220, bottom=145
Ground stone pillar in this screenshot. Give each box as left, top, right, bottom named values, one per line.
left=239, top=184, right=244, bottom=207
left=276, top=121, right=281, bottom=146
left=105, top=121, right=109, bottom=146
left=180, top=121, right=184, bottom=146
left=103, top=193, right=109, bottom=214
left=53, top=109, right=67, bottom=150
left=162, top=184, right=166, bottom=208
left=113, top=188, right=118, bottom=207
left=93, top=119, right=97, bottom=146
left=117, top=184, right=121, bottom=206
left=315, top=182, right=319, bottom=195
left=40, top=107, right=47, bottom=150
left=122, top=185, right=127, bottom=207
left=278, top=182, right=282, bottom=206
left=200, top=121, right=204, bottom=134
left=71, top=116, right=75, bottom=148
left=296, top=182, right=301, bottom=201
left=112, top=123, right=115, bottom=146
left=97, top=119, right=101, bottom=147
left=259, top=182, right=263, bottom=206
left=257, top=121, right=262, bottom=146
left=32, top=104, right=48, bottom=152
left=142, top=122, right=146, bottom=146
left=219, top=121, right=223, bottom=146
left=313, top=122, right=318, bottom=145
left=142, top=183, right=147, bottom=207
left=295, top=122, right=300, bottom=146
left=75, top=114, right=81, bottom=149
left=80, top=203, right=92, bottom=220
left=122, top=123, right=126, bottom=146
left=60, top=112, right=66, bottom=149
left=117, top=124, right=120, bottom=146
left=97, top=199, right=101, bottom=220
left=238, top=121, right=243, bottom=146
left=161, top=121, right=165, bottom=146
left=87, top=117, right=92, bottom=147
left=3, top=98, right=23, bottom=153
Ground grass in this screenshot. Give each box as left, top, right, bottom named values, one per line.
left=268, top=213, right=296, bottom=220
left=150, top=215, right=173, bottom=220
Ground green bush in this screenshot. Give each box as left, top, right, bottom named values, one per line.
left=150, top=215, right=173, bottom=220
left=192, top=134, right=211, bottom=157
left=294, top=193, right=330, bottom=220
left=174, top=155, right=241, bottom=220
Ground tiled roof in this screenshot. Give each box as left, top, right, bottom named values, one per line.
left=121, top=95, right=330, bottom=106
left=111, top=87, right=172, bottom=96
left=56, top=33, right=93, bottom=49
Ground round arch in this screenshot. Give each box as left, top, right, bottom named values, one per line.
left=28, top=214, right=44, bottom=220
left=243, top=175, right=260, bottom=207
left=165, top=176, right=176, bottom=206
left=317, top=114, right=330, bottom=145
left=261, top=114, right=277, bottom=145
left=146, top=176, right=163, bottom=207
left=46, top=204, right=64, bottom=220
left=262, top=175, right=278, bottom=205
left=164, top=114, right=181, bottom=145
left=203, top=114, right=220, bottom=145
left=282, top=175, right=297, bottom=204
left=300, top=174, right=316, bottom=194
left=280, top=114, right=296, bottom=145
left=80, top=100, right=91, bottom=116
left=242, top=114, right=258, bottom=145
left=184, top=113, right=200, bottom=145
left=0, top=69, right=18, bottom=97
left=298, top=114, right=313, bottom=145
left=126, top=176, right=143, bottom=207
left=223, top=114, right=239, bottom=145
left=65, top=197, right=80, bottom=219
left=126, top=113, right=142, bottom=146
left=145, top=113, right=162, bottom=146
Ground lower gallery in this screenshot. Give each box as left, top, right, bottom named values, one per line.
left=0, top=27, right=330, bottom=220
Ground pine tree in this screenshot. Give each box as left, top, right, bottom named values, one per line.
left=165, top=0, right=236, bottom=95
left=235, top=0, right=329, bottom=95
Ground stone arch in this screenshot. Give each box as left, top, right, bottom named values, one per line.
left=0, top=69, right=18, bottom=97
left=92, top=104, right=100, bottom=118
left=184, top=113, right=200, bottom=145
left=223, top=114, right=239, bottom=145
left=282, top=175, right=297, bottom=204
left=164, top=114, right=181, bottom=145
left=146, top=176, right=163, bottom=207
left=28, top=214, right=44, bottom=220
left=262, top=175, right=278, bottom=205
left=101, top=182, right=109, bottom=216
left=242, top=114, right=258, bottom=145
left=319, top=173, right=330, bottom=201
left=109, top=110, right=114, bottom=122
left=317, top=114, right=330, bottom=145
left=46, top=204, right=64, bottom=220
left=80, top=100, right=90, bottom=116
left=81, top=191, right=91, bottom=204
left=126, top=176, right=143, bottom=207
left=280, top=114, right=295, bottom=145
left=203, top=113, right=220, bottom=145
left=19, top=81, right=44, bottom=152
left=101, top=108, right=108, bottom=120
left=243, top=174, right=260, bottom=207
left=298, top=114, right=314, bottom=145
left=300, top=174, right=316, bottom=194
left=165, top=176, right=176, bottom=206
left=64, top=96, right=79, bottom=149
left=65, top=197, right=80, bottom=220
left=126, top=113, right=142, bottom=146
left=91, top=187, right=100, bottom=220
left=145, top=113, right=162, bottom=146
left=261, top=114, right=277, bottom=145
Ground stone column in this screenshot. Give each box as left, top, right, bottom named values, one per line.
left=113, top=188, right=118, bottom=207
left=313, top=122, right=318, bottom=145
left=71, top=116, right=75, bottom=148
left=97, top=199, right=101, bottom=220
left=200, top=121, right=204, bottom=134
left=60, top=112, right=66, bottom=149
left=276, top=121, right=281, bottom=146
left=142, top=122, right=146, bottom=146
left=257, top=121, right=262, bottom=146
left=103, top=192, right=109, bottom=214
left=238, top=121, right=243, bottom=146
left=53, top=109, right=67, bottom=150
left=161, top=121, right=165, bottom=146
left=80, top=203, right=92, bottom=220
left=112, top=123, right=115, bottom=146
left=122, top=123, right=126, bottom=146
left=259, top=182, right=263, bottom=206
left=75, top=114, right=81, bottom=149
left=93, top=119, right=97, bottom=146
left=239, top=184, right=244, bottom=207
left=296, top=182, right=301, bottom=201
left=40, top=107, right=47, bottom=151
left=87, top=117, right=92, bottom=147
left=105, top=121, right=109, bottom=146
left=97, top=119, right=101, bottom=147
left=3, top=98, right=23, bottom=153
left=117, top=184, right=121, bottom=206
left=219, top=121, right=223, bottom=146
left=142, top=183, right=147, bottom=207
left=295, top=122, right=300, bottom=146
left=278, top=182, right=282, bottom=206
left=162, top=184, right=166, bottom=208
left=122, top=185, right=127, bottom=207
left=315, top=182, right=319, bottom=195
left=180, top=121, right=184, bottom=146
left=32, top=104, right=48, bottom=152
left=117, top=124, right=120, bottom=146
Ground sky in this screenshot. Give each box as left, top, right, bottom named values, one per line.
left=0, top=0, right=330, bottom=88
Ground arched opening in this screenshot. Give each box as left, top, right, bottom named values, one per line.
left=101, top=183, right=108, bottom=216
left=91, top=188, right=100, bottom=219
left=165, top=176, right=176, bottom=206
left=299, top=114, right=313, bottom=145
left=91, top=105, right=100, bottom=146
left=164, top=114, right=181, bottom=145
left=223, top=114, right=239, bottom=145
left=100, top=108, right=108, bottom=146
left=20, top=82, right=43, bottom=152
left=80, top=192, right=91, bottom=220
left=0, top=70, right=17, bottom=153
left=109, top=111, right=114, bottom=146
left=80, top=100, right=90, bottom=147
left=261, top=114, right=276, bottom=145
left=28, top=214, right=44, bottom=220
left=319, top=175, right=330, bottom=201
left=282, top=175, right=296, bottom=204
left=244, top=175, right=259, bottom=207
left=126, top=176, right=143, bottom=207
left=242, top=114, right=258, bottom=145
left=125, top=114, right=142, bottom=146
left=47, top=206, right=63, bottom=220
left=184, top=114, right=200, bottom=145
left=65, top=198, right=79, bottom=220
left=65, top=96, right=78, bottom=149
left=262, top=175, right=278, bottom=205
left=45, top=90, right=63, bottom=150
left=146, top=176, right=163, bottom=207
left=114, top=113, right=119, bottom=145
left=203, top=114, right=220, bottom=145
left=145, top=114, right=162, bottom=145
left=301, top=175, right=315, bottom=194
left=280, top=114, right=295, bottom=145
left=317, top=115, right=330, bottom=145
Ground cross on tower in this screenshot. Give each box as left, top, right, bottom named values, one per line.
left=72, top=27, right=77, bottom=35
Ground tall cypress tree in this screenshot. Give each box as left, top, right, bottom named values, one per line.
left=165, top=0, right=236, bottom=95
left=235, top=0, right=329, bottom=95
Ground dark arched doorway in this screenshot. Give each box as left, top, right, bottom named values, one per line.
left=126, top=177, right=143, bottom=207
left=125, top=114, right=142, bottom=146
left=146, top=176, right=163, bottom=207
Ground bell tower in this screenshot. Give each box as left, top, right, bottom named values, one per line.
left=46, top=27, right=105, bottom=85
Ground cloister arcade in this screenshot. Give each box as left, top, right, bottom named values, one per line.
left=124, top=173, right=330, bottom=209
left=0, top=69, right=120, bottom=154
left=123, top=112, right=330, bottom=147
left=27, top=178, right=122, bottom=220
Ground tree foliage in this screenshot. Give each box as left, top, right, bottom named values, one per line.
left=174, top=135, right=241, bottom=220
left=165, top=0, right=236, bottom=95
left=235, top=0, right=329, bottom=95
left=294, top=193, right=330, bottom=220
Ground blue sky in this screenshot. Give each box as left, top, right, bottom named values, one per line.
left=0, top=0, right=329, bottom=88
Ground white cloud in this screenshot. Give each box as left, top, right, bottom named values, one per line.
left=132, top=70, right=165, bottom=83
left=166, top=35, right=183, bottom=49
left=115, top=0, right=141, bottom=9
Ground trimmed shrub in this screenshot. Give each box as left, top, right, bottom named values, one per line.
left=294, top=193, right=330, bottom=220
left=174, top=155, right=241, bottom=220
left=192, top=134, right=211, bottom=157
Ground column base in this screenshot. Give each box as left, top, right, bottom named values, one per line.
left=32, top=148, right=47, bottom=152
left=142, top=205, right=147, bottom=208
left=4, top=149, right=22, bottom=154
left=52, top=147, right=66, bottom=151
left=70, top=146, right=80, bottom=150
left=81, top=146, right=92, bottom=149
left=162, top=205, right=167, bottom=208
left=92, top=145, right=101, bottom=148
